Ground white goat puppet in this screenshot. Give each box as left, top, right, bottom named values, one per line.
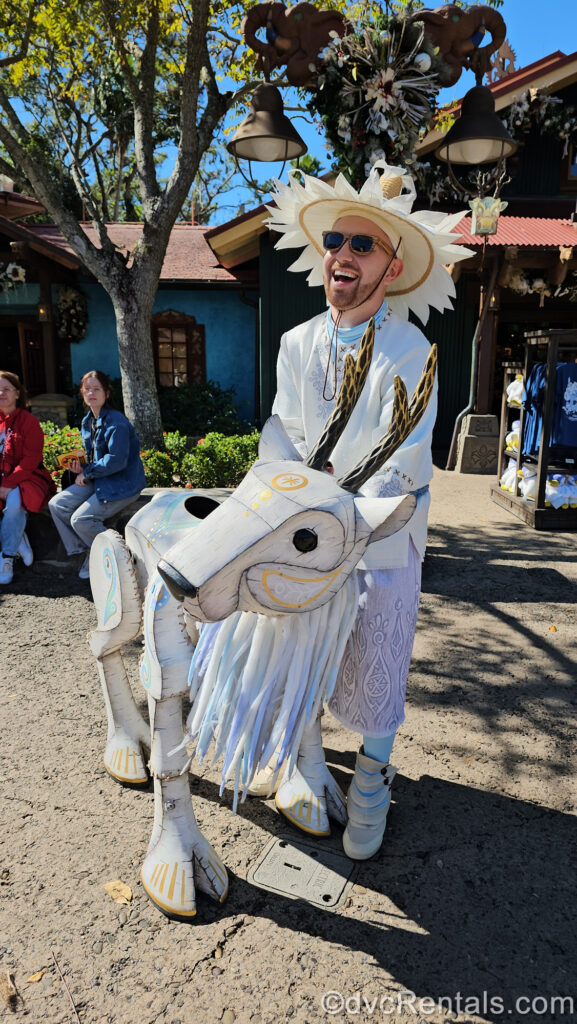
left=89, top=321, right=437, bottom=921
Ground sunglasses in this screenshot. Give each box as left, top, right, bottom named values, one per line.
left=322, top=230, right=397, bottom=257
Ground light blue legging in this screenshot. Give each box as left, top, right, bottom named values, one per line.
left=0, top=487, right=27, bottom=558
left=363, top=732, right=396, bottom=765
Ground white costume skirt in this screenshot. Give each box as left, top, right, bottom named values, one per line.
left=328, top=540, right=422, bottom=737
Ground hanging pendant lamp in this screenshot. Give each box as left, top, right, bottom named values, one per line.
left=227, top=82, right=307, bottom=163
left=436, top=84, right=518, bottom=166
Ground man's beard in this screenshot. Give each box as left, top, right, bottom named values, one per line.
left=324, top=262, right=391, bottom=313
left=325, top=275, right=377, bottom=312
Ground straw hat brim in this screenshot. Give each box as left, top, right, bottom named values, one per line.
left=298, top=198, right=435, bottom=297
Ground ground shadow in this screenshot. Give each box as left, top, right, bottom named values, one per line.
left=412, top=519, right=577, bottom=776
left=0, top=560, right=91, bottom=601
left=191, top=771, right=576, bottom=1024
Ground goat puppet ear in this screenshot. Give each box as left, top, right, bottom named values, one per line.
left=354, top=493, right=417, bottom=543
left=258, top=415, right=303, bottom=462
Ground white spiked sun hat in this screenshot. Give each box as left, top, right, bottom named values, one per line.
left=266, top=161, right=474, bottom=324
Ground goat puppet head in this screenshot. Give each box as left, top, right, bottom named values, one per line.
left=158, top=322, right=436, bottom=622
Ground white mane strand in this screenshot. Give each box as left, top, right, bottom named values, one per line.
left=181, top=572, right=360, bottom=806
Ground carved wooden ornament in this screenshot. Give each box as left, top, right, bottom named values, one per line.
left=409, top=4, right=506, bottom=86
left=242, top=2, right=350, bottom=86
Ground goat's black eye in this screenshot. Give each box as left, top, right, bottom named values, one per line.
left=293, top=528, right=318, bottom=552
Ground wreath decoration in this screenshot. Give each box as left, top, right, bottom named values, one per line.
left=554, top=271, right=577, bottom=303
left=56, top=286, right=88, bottom=342
left=307, top=10, right=444, bottom=187
left=506, top=268, right=577, bottom=306
left=505, top=87, right=577, bottom=158
left=0, top=261, right=26, bottom=291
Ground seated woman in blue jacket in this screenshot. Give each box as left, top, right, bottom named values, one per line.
left=49, top=370, right=146, bottom=579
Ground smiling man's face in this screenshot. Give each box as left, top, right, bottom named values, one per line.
left=322, top=214, right=402, bottom=325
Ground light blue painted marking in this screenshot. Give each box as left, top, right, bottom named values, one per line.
left=102, top=549, right=118, bottom=626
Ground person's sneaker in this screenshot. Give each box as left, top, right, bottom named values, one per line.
left=0, top=556, right=14, bottom=584
left=78, top=553, right=91, bottom=580
left=18, top=532, right=33, bottom=566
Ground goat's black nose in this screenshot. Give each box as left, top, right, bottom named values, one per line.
left=158, top=560, right=198, bottom=603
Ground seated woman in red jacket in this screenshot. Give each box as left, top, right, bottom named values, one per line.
left=0, top=371, right=56, bottom=585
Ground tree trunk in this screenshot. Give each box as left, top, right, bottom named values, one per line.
left=110, top=273, right=163, bottom=449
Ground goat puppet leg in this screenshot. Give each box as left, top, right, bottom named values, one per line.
left=275, top=713, right=347, bottom=836
left=89, top=530, right=150, bottom=787
left=139, top=572, right=228, bottom=920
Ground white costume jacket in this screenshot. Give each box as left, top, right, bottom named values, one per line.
left=272, top=310, right=437, bottom=570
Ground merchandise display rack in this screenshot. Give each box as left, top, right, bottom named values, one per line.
left=490, top=328, right=577, bottom=530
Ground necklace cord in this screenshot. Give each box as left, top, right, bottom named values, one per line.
left=323, top=309, right=342, bottom=402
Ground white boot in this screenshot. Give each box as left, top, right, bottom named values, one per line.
left=18, top=533, right=33, bottom=566
left=342, top=748, right=397, bottom=860
left=275, top=716, right=347, bottom=836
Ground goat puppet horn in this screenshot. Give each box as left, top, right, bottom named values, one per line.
left=337, top=343, right=437, bottom=493
left=305, top=318, right=375, bottom=471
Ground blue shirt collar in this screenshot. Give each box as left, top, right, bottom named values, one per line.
left=325, top=297, right=389, bottom=349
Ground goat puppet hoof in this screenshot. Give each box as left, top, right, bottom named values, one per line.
left=103, top=731, right=150, bottom=788
left=141, top=833, right=229, bottom=921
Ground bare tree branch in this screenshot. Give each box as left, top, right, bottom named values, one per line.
left=133, top=1, right=162, bottom=205
left=44, top=75, right=112, bottom=242
left=0, top=84, right=32, bottom=145
left=0, top=100, right=124, bottom=284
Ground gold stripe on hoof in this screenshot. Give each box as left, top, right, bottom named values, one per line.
left=141, top=863, right=197, bottom=917
left=275, top=793, right=330, bottom=836
left=104, top=746, right=148, bottom=784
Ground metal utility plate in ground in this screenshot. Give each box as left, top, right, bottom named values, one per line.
left=248, top=833, right=358, bottom=908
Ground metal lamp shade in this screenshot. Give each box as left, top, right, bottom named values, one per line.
left=227, top=83, right=307, bottom=163
left=436, top=85, right=518, bottom=165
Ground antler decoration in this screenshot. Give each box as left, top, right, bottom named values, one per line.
left=338, top=344, right=438, bottom=493
left=305, top=318, right=375, bottom=471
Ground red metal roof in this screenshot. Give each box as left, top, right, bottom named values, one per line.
left=454, top=215, right=577, bottom=248
left=16, top=222, right=256, bottom=284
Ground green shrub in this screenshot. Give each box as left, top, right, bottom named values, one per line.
left=158, top=379, right=252, bottom=436
left=163, top=430, right=190, bottom=480
left=41, top=421, right=261, bottom=491
left=180, top=431, right=260, bottom=488
left=140, top=449, right=175, bottom=487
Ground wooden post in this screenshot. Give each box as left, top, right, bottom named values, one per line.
left=476, top=303, right=497, bottom=413
left=38, top=271, right=56, bottom=392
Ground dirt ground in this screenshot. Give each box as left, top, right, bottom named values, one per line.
left=1, top=468, right=576, bottom=1024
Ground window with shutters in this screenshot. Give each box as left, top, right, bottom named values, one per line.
left=151, top=310, right=206, bottom=386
